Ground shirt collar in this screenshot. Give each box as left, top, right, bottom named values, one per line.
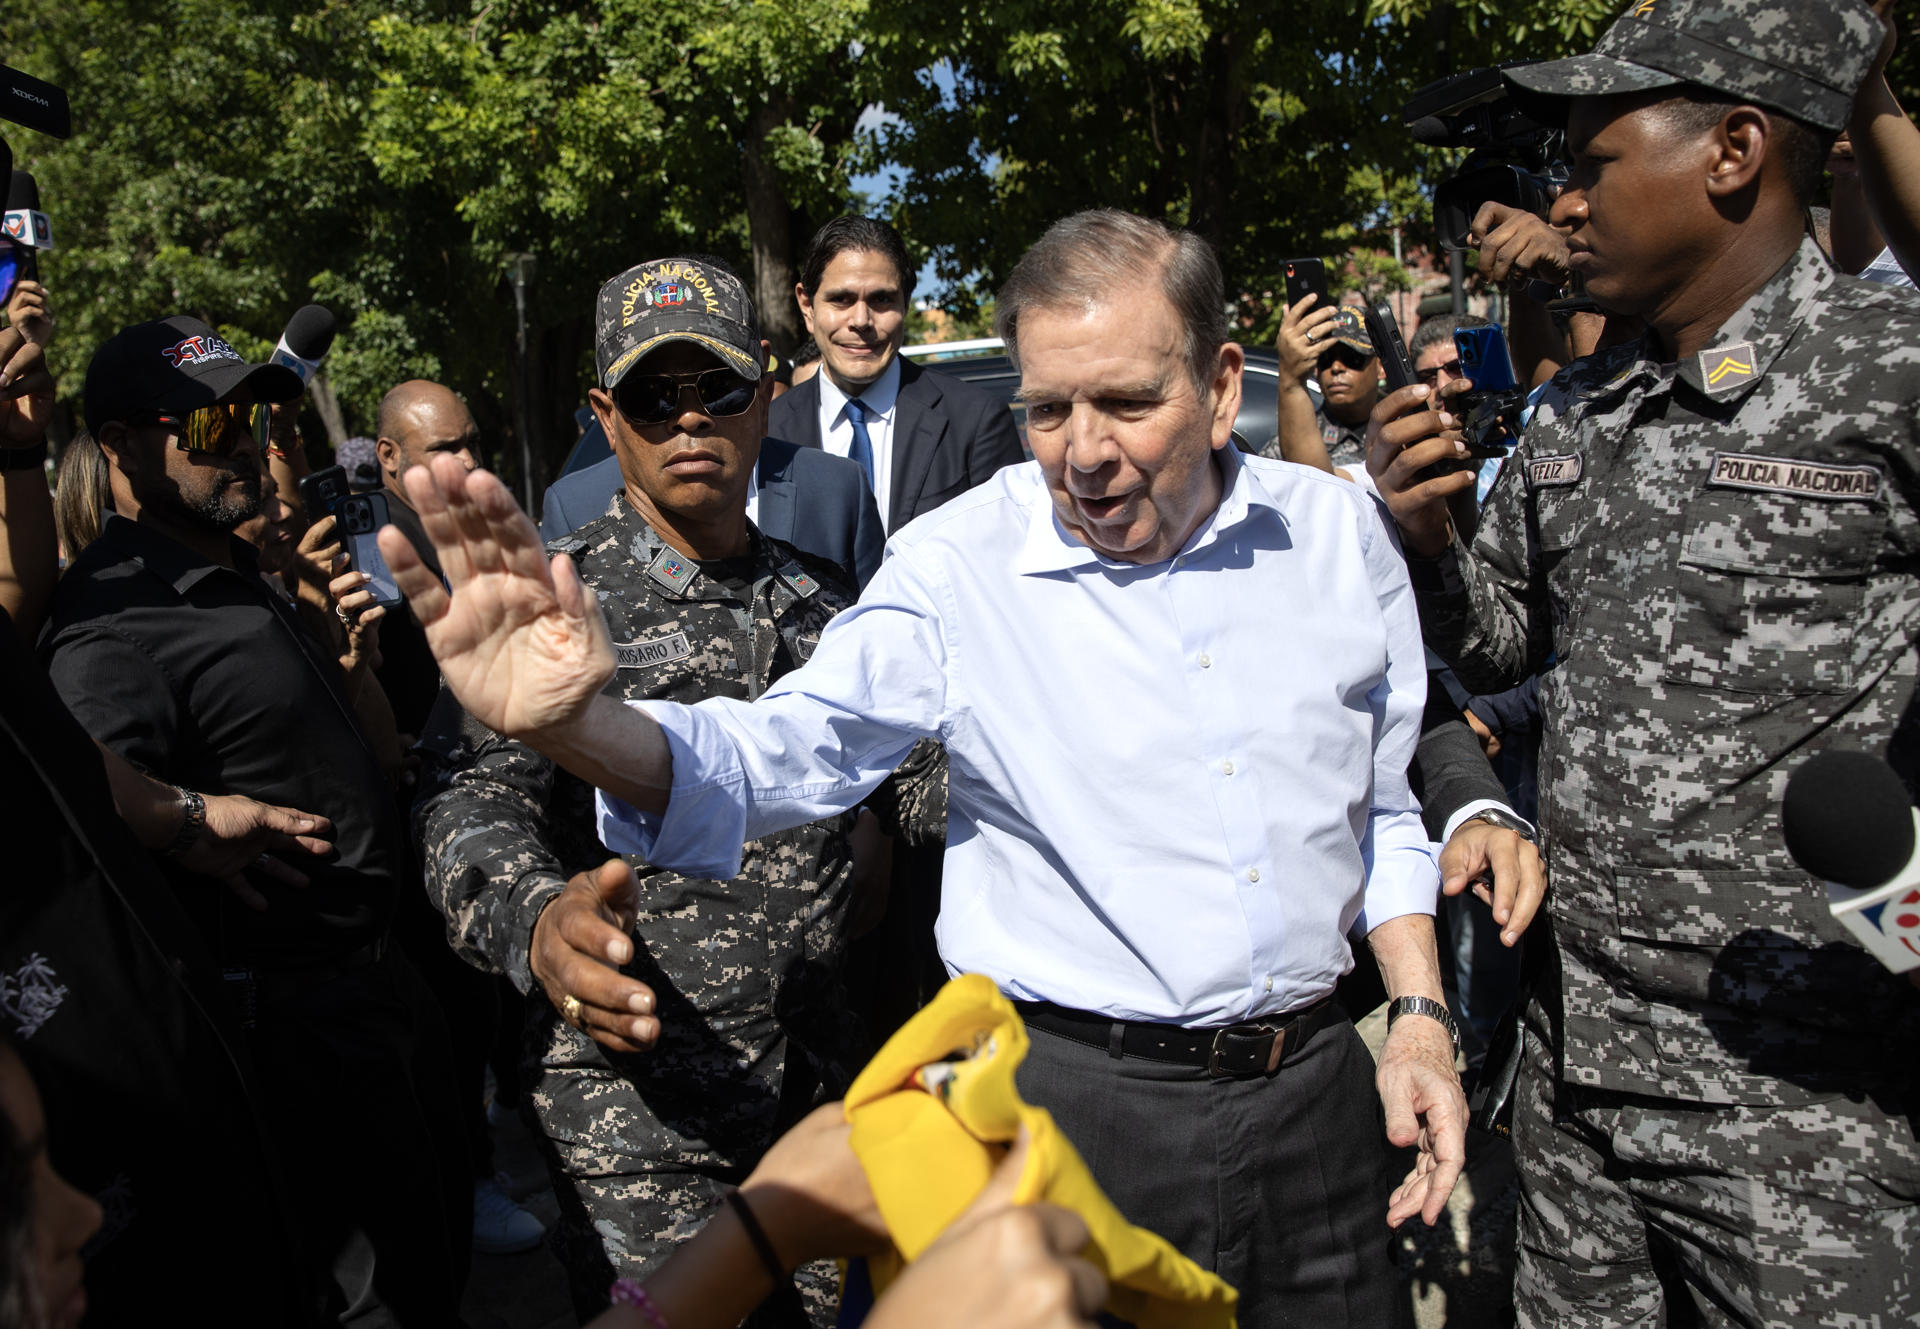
left=1672, top=237, right=1831, bottom=406
left=818, top=353, right=903, bottom=422
left=1013, top=444, right=1268, bottom=577
left=98, top=512, right=257, bottom=596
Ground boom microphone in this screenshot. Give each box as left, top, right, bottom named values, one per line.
left=1782, top=750, right=1920, bottom=973
left=271, top=304, right=336, bottom=384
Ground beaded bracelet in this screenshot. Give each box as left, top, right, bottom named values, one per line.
left=608, top=1278, right=668, bottom=1329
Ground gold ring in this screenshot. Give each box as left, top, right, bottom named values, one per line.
left=560, top=993, right=584, bottom=1025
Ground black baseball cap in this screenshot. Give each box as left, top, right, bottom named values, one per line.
left=84, top=315, right=302, bottom=435
left=594, top=257, right=762, bottom=390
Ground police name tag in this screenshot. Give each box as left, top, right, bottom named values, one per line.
left=1527, top=454, right=1583, bottom=488
left=614, top=632, right=692, bottom=670
left=1707, top=452, right=1883, bottom=502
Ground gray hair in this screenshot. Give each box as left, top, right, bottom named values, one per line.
left=1408, top=311, right=1491, bottom=360
left=995, top=210, right=1226, bottom=393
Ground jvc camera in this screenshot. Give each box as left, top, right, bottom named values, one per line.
left=1403, top=64, right=1565, bottom=252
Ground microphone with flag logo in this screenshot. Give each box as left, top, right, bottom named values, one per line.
left=3, top=169, right=50, bottom=276
left=1781, top=750, right=1920, bottom=973
left=271, top=304, right=336, bottom=385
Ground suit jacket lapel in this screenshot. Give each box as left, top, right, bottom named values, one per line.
left=888, top=359, right=947, bottom=528
left=771, top=376, right=825, bottom=450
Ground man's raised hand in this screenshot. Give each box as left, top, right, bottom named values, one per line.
left=377, top=457, right=614, bottom=741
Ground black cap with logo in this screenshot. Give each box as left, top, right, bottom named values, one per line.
left=593, top=257, right=763, bottom=390
left=1505, top=0, right=1882, bottom=134
left=84, top=315, right=302, bottom=435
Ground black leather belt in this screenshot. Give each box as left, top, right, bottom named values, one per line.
left=1015, top=996, right=1342, bottom=1079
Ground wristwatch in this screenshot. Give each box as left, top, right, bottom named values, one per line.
left=165, top=787, right=207, bottom=858
left=1465, top=805, right=1536, bottom=843
left=1388, top=995, right=1462, bottom=1056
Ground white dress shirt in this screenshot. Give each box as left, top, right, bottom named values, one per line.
left=598, top=447, right=1438, bottom=1027
left=815, top=356, right=901, bottom=528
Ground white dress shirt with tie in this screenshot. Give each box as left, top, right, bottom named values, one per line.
left=814, top=357, right=900, bottom=529
left=598, top=447, right=1438, bottom=1028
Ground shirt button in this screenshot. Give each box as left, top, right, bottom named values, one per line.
left=1221, top=760, right=1235, bottom=775
left=1198, top=653, right=1212, bottom=669
left=1248, top=868, right=1261, bottom=883
left=1264, top=975, right=1274, bottom=993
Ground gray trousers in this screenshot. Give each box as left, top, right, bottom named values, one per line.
left=1014, top=1013, right=1409, bottom=1329
left=1514, top=1014, right=1920, bottom=1328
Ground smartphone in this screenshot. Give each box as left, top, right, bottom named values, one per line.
left=1361, top=301, right=1419, bottom=393
left=1453, top=324, right=1520, bottom=393
left=338, top=491, right=404, bottom=609
left=1283, top=258, right=1330, bottom=310
left=297, top=464, right=350, bottom=521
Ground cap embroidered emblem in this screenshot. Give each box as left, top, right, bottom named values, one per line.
left=647, top=281, right=693, bottom=309
left=162, top=334, right=243, bottom=368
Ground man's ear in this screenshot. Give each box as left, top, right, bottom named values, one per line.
left=375, top=435, right=402, bottom=479
left=95, top=422, right=137, bottom=476
left=794, top=282, right=816, bottom=334
left=1705, top=106, right=1770, bottom=199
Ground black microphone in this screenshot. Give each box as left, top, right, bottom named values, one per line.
left=3, top=170, right=49, bottom=278
left=271, top=304, right=336, bottom=384
left=1782, top=750, right=1920, bottom=972
left=1408, top=116, right=1454, bottom=147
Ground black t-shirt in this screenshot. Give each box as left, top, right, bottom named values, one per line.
left=0, top=609, right=308, bottom=1320
left=40, top=514, right=398, bottom=966
left=371, top=494, right=446, bottom=736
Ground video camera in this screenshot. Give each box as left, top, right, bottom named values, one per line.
left=1403, top=63, right=1564, bottom=252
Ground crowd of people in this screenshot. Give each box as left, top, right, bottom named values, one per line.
left=2, top=1, right=1919, bottom=1327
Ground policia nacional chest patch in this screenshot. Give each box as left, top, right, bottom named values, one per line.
left=1706, top=452, right=1884, bottom=502
left=614, top=632, right=693, bottom=670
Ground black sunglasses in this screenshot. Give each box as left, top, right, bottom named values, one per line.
left=1415, top=358, right=1464, bottom=387
left=612, top=367, right=759, bottom=426
left=1316, top=346, right=1374, bottom=373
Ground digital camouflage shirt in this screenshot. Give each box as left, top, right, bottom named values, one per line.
left=417, top=492, right=873, bottom=1164
left=1413, top=239, right=1920, bottom=1104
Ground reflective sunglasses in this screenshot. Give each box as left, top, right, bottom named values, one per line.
left=1415, top=358, right=1464, bottom=387
left=127, top=401, right=273, bottom=455
left=612, top=367, right=758, bottom=426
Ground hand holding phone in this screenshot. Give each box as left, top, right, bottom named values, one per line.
left=338, top=492, right=404, bottom=610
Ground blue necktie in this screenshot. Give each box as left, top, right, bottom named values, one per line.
left=844, top=396, right=876, bottom=492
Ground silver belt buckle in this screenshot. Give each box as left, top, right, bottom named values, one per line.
left=1207, top=1022, right=1286, bottom=1077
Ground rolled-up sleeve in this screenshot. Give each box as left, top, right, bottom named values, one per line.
left=1354, top=499, right=1441, bottom=935
left=597, top=541, right=950, bottom=877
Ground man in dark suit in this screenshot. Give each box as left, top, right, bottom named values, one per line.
left=538, top=428, right=884, bottom=589
left=770, top=216, right=1025, bottom=532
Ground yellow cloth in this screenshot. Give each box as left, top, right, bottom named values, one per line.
left=843, top=974, right=1238, bottom=1329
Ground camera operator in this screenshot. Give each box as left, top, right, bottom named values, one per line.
left=40, top=317, right=470, bottom=1324
left=1371, top=4, right=1920, bottom=1325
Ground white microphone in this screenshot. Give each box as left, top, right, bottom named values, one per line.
left=271, top=304, right=336, bottom=384
left=1781, top=750, right=1920, bottom=973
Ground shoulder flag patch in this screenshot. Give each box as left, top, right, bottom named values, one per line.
left=777, top=560, right=820, bottom=599
left=1706, top=452, right=1883, bottom=503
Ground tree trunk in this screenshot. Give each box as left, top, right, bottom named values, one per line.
left=742, top=96, right=803, bottom=358
left=308, top=368, right=349, bottom=448
left=1186, top=30, right=1246, bottom=243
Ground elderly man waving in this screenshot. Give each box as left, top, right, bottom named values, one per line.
left=383, top=211, right=1537, bottom=1327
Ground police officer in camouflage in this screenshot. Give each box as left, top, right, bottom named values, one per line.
left=1371, top=2, right=1920, bottom=1324
left=417, top=256, right=871, bottom=1323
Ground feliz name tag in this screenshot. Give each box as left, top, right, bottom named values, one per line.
left=1526, top=454, right=1583, bottom=488
left=1707, top=452, right=1883, bottom=502
left=614, top=632, right=692, bottom=670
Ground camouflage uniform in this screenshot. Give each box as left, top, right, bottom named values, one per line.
left=418, top=492, right=871, bottom=1321
left=1415, top=238, right=1920, bottom=1321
